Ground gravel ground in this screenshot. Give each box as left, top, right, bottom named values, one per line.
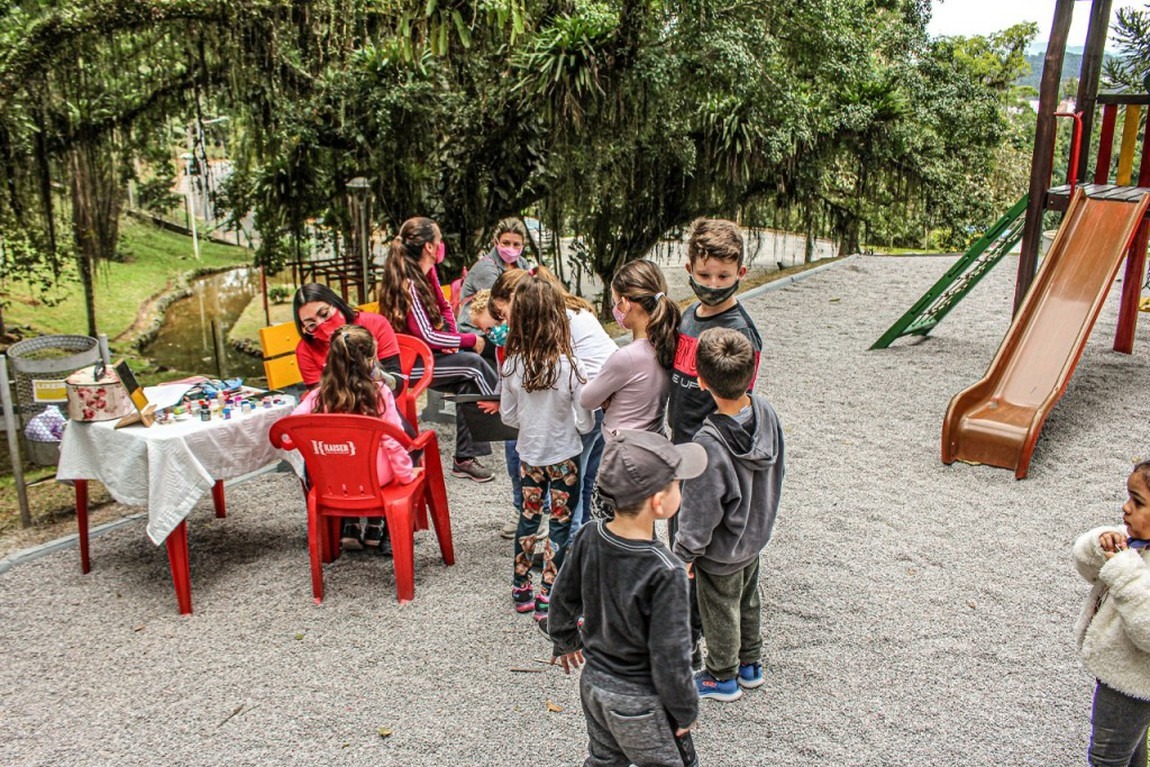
left=3, top=253, right=1149, bottom=766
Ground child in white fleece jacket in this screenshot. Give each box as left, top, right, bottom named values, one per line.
left=1073, top=461, right=1150, bottom=767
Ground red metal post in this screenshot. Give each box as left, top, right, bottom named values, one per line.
left=211, top=479, right=227, bottom=518
left=1054, top=112, right=1084, bottom=194
left=1115, top=221, right=1149, bottom=353
left=165, top=520, right=194, bottom=615
left=1113, top=103, right=1150, bottom=353
left=75, top=479, right=90, bottom=574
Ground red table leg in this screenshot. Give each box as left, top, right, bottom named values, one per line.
left=75, top=479, right=90, bottom=574
left=211, top=479, right=227, bottom=518
left=164, top=520, right=193, bottom=615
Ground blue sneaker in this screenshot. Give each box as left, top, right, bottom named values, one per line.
left=738, top=662, right=764, bottom=689
left=695, top=671, right=742, bottom=702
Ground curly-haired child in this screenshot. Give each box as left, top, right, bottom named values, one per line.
left=1073, top=461, right=1150, bottom=766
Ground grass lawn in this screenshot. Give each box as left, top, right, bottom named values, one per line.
left=3, top=218, right=251, bottom=343
left=1, top=220, right=253, bottom=531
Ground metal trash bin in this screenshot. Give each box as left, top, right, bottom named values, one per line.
left=6, top=335, right=101, bottom=465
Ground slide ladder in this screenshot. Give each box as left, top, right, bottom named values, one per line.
left=870, top=196, right=1029, bottom=350
left=941, top=188, right=1150, bottom=478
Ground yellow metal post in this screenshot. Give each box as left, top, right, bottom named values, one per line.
left=1116, top=105, right=1142, bottom=185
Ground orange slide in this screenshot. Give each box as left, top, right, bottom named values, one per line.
left=942, top=188, right=1150, bottom=478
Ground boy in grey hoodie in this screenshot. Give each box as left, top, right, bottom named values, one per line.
left=673, top=327, right=785, bottom=702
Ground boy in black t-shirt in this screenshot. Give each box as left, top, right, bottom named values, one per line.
left=669, top=218, right=763, bottom=445
left=549, top=430, right=707, bottom=766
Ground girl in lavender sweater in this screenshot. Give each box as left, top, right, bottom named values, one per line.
left=581, top=259, right=681, bottom=435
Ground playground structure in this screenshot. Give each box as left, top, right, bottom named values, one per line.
left=941, top=190, right=1148, bottom=477
left=876, top=0, right=1150, bottom=478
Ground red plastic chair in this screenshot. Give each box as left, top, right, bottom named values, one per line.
left=270, top=413, right=453, bottom=604
left=394, top=334, right=435, bottom=429
left=395, top=334, right=440, bottom=531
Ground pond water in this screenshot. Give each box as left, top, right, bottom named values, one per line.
left=142, top=267, right=264, bottom=379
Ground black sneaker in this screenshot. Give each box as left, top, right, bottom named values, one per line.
left=452, top=457, right=494, bottom=483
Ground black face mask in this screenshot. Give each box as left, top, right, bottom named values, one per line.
left=689, top=275, right=740, bottom=307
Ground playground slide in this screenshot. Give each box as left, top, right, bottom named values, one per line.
left=942, top=188, right=1150, bottom=478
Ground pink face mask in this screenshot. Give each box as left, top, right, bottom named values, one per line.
left=434, top=241, right=446, bottom=264
left=611, top=303, right=628, bottom=328
left=496, top=245, right=522, bottom=264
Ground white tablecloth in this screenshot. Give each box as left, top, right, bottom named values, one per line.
left=56, top=399, right=294, bottom=545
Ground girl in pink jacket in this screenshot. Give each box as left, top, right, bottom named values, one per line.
left=293, top=324, right=414, bottom=552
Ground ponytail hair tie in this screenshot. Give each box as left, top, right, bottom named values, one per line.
left=654, top=292, right=666, bottom=302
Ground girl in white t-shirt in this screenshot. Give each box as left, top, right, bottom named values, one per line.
left=492, top=266, right=615, bottom=536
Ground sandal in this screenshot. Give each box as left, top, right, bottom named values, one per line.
left=364, top=521, right=393, bottom=557
left=340, top=522, right=364, bottom=551
left=363, top=521, right=384, bottom=548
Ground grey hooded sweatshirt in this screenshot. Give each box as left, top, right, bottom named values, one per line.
left=673, top=394, right=784, bottom=576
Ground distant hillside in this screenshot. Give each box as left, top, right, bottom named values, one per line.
left=1017, top=47, right=1120, bottom=91
left=1018, top=52, right=1083, bottom=90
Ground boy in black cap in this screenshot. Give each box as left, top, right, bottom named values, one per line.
left=548, top=430, right=707, bottom=767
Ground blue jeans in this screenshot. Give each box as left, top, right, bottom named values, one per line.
left=568, top=410, right=605, bottom=539
left=506, top=440, right=523, bottom=510
left=1090, top=680, right=1150, bottom=767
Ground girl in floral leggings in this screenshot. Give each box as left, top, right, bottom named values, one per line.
left=498, top=274, right=595, bottom=622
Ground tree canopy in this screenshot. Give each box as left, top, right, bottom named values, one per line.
left=0, top=0, right=1039, bottom=332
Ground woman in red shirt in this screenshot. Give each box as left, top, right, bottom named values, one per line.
left=292, top=283, right=404, bottom=393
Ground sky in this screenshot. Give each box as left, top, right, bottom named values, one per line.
left=928, top=0, right=1144, bottom=49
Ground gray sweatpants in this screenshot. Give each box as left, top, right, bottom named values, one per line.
left=695, top=558, right=763, bottom=680
left=579, top=666, right=684, bottom=767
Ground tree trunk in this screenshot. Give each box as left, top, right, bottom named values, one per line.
left=804, top=205, right=814, bottom=264
left=70, top=141, right=123, bottom=337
